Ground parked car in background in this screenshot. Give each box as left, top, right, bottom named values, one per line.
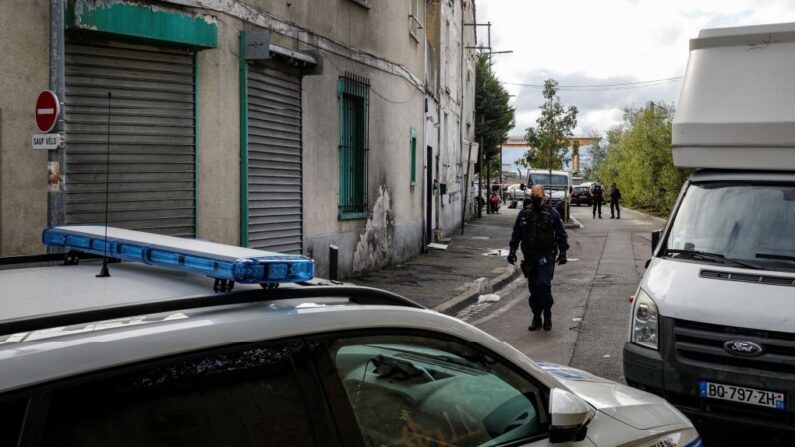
left=505, top=183, right=526, bottom=201
left=571, top=186, right=592, bottom=206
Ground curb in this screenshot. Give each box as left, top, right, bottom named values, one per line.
left=433, top=265, right=522, bottom=316
left=563, top=215, right=582, bottom=229
left=623, top=207, right=668, bottom=226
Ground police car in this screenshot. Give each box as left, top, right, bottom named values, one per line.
left=0, top=226, right=700, bottom=446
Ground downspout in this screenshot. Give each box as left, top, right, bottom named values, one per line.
left=48, top=0, right=66, bottom=234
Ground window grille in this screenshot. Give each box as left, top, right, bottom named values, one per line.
left=338, top=73, right=370, bottom=220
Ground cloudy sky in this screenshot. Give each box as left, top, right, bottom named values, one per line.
left=479, top=0, right=795, bottom=140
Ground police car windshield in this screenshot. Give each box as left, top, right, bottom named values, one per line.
left=667, top=182, right=795, bottom=271
left=529, top=174, right=567, bottom=187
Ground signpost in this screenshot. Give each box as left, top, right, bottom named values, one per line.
left=33, top=90, right=62, bottom=150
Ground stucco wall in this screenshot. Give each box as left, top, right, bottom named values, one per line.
left=240, top=0, right=425, bottom=77
left=196, top=14, right=241, bottom=245
left=302, top=51, right=425, bottom=278
left=0, top=0, right=430, bottom=276
left=0, top=0, right=50, bottom=256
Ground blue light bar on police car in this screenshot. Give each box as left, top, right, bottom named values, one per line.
left=42, top=226, right=315, bottom=284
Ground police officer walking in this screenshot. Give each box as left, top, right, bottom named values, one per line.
left=507, top=185, right=569, bottom=331
left=610, top=182, right=621, bottom=219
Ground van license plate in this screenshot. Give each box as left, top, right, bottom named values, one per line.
left=700, top=381, right=785, bottom=410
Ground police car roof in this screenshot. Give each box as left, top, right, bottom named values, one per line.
left=0, top=261, right=260, bottom=324
left=0, top=258, right=421, bottom=334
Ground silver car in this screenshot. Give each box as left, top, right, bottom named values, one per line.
left=0, top=226, right=701, bottom=446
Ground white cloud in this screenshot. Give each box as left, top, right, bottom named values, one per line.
left=479, top=0, right=795, bottom=135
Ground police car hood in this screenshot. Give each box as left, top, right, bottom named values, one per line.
left=643, top=258, right=795, bottom=332
left=537, top=362, right=692, bottom=431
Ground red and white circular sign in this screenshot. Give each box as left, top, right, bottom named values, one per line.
left=35, top=90, right=60, bottom=133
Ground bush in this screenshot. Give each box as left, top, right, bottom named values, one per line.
left=596, top=104, right=693, bottom=217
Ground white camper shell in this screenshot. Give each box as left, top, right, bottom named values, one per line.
left=672, top=23, right=795, bottom=170
left=624, top=22, right=795, bottom=436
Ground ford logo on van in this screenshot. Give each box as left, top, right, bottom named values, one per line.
left=724, top=340, right=763, bottom=357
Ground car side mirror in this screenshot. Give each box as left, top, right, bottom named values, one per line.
left=651, top=229, right=662, bottom=254
left=520, top=183, right=526, bottom=191
left=549, top=388, right=593, bottom=444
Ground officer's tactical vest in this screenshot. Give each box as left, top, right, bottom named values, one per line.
left=521, top=206, right=556, bottom=252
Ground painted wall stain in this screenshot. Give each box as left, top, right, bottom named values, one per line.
left=352, top=185, right=394, bottom=274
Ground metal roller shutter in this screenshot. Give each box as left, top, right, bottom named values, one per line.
left=247, top=64, right=303, bottom=254
left=64, top=42, right=195, bottom=237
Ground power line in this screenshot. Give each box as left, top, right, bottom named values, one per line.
left=503, top=76, right=683, bottom=90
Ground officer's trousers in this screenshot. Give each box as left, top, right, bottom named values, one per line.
left=522, top=255, right=555, bottom=319
left=611, top=200, right=620, bottom=218
left=592, top=198, right=602, bottom=217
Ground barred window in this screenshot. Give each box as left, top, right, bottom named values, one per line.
left=338, top=73, right=370, bottom=220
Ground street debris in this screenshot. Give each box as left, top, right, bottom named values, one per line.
left=427, top=243, right=448, bottom=250
left=478, top=294, right=501, bottom=303
left=483, top=248, right=510, bottom=256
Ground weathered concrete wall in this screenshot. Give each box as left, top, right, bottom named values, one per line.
left=436, top=0, right=477, bottom=237
left=0, top=0, right=50, bottom=255
left=302, top=49, right=425, bottom=278
left=196, top=14, right=241, bottom=245
left=0, top=0, right=429, bottom=276
left=239, top=0, right=425, bottom=77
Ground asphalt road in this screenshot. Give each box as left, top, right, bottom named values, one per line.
left=464, top=204, right=794, bottom=445
left=466, top=203, right=662, bottom=381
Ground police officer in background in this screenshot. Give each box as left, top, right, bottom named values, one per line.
left=590, top=179, right=605, bottom=219
left=507, top=185, right=569, bottom=331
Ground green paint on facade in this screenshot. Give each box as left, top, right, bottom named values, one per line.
left=66, top=0, right=217, bottom=49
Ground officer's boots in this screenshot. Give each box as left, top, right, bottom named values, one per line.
left=543, top=309, right=552, bottom=331
left=528, top=315, right=543, bottom=331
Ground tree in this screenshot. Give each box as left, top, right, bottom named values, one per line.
left=475, top=53, right=515, bottom=170
left=524, top=79, right=578, bottom=171
left=596, top=103, right=693, bottom=215
left=583, top=130, right=604, bottom=180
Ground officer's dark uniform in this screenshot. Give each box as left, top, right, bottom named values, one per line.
left=508, top=202, right=569, bottom=331
left=610, top=185, right=621, bottom=219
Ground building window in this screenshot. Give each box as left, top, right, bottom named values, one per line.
left=410, top=128, right=418, bottom=186
left=409, top=0, right=423, bottom=40
left=338, top=73, right=370, bottom=220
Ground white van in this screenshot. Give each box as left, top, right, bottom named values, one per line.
left=623, top=23, right=795, bottom=433
left=518, top=170, right=572, bottom=212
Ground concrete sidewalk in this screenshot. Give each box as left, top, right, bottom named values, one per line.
left=352, top=208, right=524, bottom=314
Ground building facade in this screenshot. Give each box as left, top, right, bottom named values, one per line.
left=0, top=0, right=475, bottom=277
left=425, top=0, right=478, bottom=240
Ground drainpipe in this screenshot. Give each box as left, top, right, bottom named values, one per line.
left=48, top=0, right=66, bottom=231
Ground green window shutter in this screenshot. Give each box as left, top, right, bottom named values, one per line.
left=410, top=128, right=417, bottom=185
left=338, top=73, right=370, bottom=220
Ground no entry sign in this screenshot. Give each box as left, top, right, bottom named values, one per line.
left=35, top=90, right=60, bottom=133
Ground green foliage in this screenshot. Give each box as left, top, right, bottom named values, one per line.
left=475, top=53, right=515, bottom=169
left=596, top=103, right=693, bottom=216
left=583, top=130, right=604, bottom=180
left=524, top=79, right=578, bottom=171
